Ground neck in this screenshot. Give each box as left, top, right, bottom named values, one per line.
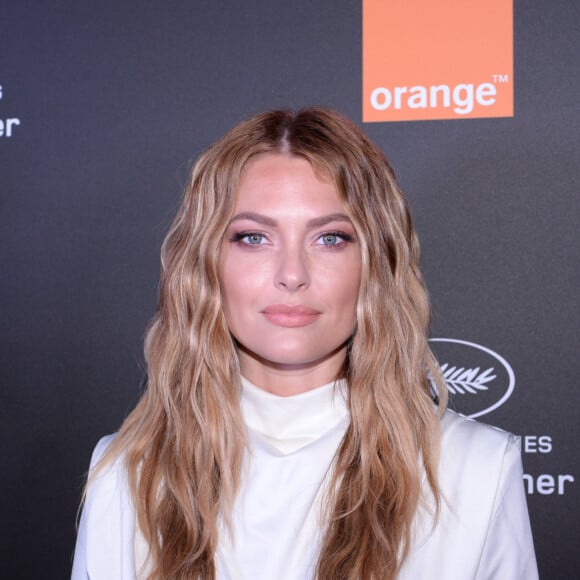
left=237, top=346, right=347, bottom=396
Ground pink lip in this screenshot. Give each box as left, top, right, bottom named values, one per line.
left=261, top=304, right=321, bottom=328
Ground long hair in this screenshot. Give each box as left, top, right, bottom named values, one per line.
left=94, top=108, right=447, bottom=579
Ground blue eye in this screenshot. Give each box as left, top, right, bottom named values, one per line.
left=316, top=231, right=354, bottom=247
left=245, top=233, right=264, bottom=245
left=321, top=234, right=340, bottom=245
left=231, top=232, right=266, bottom=245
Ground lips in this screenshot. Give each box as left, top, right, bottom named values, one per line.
left=261, top=304, right=321, bottom=328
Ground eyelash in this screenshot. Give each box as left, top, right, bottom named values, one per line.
left=230, top=230, right=355, bottom=248
left=230, top=232, right=267, bottom=245
left=315, top=231, right=355, bottom=248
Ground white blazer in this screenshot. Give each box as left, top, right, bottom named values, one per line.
left=71, top=411, right=538, bottom=579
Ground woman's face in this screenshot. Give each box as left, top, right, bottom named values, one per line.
left=219, top=153, right=361, bottom=394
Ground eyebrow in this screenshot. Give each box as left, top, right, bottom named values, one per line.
left=229, top=211, right=352, bottom=228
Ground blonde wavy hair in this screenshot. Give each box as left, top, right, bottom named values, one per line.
left=95, top=108, right=447, bottom=579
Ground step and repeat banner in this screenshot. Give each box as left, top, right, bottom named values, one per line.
left=1, top=1, right=578, bottom=578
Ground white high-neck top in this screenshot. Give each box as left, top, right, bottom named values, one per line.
left=215, top=377, right=350, bottom=579
left=240, top=376, right=349, bottom=454
left=72, top=381, right=538, bottom=579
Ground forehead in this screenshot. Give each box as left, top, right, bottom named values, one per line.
left=240, top=152, right=330, bottom=181
left=235, top=153, right=342, bottom=211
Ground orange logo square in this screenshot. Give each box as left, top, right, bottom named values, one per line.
left=363, top=0, right=513, bottom=122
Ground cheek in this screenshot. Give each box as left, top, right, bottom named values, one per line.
left=218, top=258, right=236, bottom=319
left=219, top=257, right=263, bottom=323
left=332, top=261, right=361, bottom=311
left=221, top=249, right=272, bottom=292
left=341, top=282, right=360, bottom=322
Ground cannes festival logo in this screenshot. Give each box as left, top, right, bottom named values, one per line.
left=429, top=338, right=515, bottom=418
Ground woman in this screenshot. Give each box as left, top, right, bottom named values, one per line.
left=72, top=108, right=538, bottom=579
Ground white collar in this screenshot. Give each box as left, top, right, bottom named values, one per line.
left=240, top=377, right=349, bottom=455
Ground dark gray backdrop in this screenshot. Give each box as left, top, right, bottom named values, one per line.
left=1, top=1, right=578, bottom=578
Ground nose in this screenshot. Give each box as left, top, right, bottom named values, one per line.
left=275, top=246, right=310, bottom=291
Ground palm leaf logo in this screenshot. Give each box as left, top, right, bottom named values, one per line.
left=439, top=364, right=496, bottom=395
left=428, top=338, right=515, bottom=418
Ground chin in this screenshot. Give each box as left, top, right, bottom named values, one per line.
left=245, top=341, right=347, bottom=369
left=258, top=350, right=322, bottom=368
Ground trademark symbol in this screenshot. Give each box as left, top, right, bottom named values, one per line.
left=492, top=74, right=509, bottom=83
